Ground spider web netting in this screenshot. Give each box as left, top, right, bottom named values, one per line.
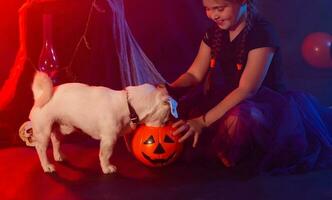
left=106, top=0, right=167, bottom=87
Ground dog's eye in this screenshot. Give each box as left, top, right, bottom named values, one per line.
left=164, top=135, right=174, bottom=143
left=143, top=136, right=155, bottom=145
left=162, top=101, right=169, bottom=106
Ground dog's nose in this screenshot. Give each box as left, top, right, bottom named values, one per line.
left=153, top=143, right=165, bottom=154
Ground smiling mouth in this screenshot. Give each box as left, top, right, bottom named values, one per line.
left=216, top=20, right=225, bottom=25
left=142, top=152, right=176, bottom=165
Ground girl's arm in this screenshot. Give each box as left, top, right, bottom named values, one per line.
left=171, top=41, right=211, bottom=87
left=173, top=47, right=276, bottom=147
left=203, top=47, right=275, bottom=126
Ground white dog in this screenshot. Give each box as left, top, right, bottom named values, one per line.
left=29, top=72, right=176, bottom=174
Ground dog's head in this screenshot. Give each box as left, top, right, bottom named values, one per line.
left=127, top=84, right=178, bottom=127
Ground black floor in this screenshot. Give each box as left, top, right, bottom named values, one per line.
left=1, top=133, right=332, bottom=200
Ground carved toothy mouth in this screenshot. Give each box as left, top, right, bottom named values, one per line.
left=142, top=152, right=176, bottom=165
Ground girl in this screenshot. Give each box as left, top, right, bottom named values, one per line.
left=170, top=0, right=332, bottom=173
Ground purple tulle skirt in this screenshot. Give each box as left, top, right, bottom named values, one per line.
left=179, top=87, right=332, bottom=174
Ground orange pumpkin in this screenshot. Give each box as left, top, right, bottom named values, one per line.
left=131, top=124, right=183, bottom=167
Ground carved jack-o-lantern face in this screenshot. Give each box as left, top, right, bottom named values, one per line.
left=131, top=124, right=183, bottom=167
left=18, top=121, right=35, bottom=147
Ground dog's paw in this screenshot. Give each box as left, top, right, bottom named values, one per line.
left=42, top=164, right=56, bottom=173
left=53, top=152, right=65, bottom=162
left=102, top=165, right=117, bottom=174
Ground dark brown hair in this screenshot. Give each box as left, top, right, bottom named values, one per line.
left=210, top=0, right=257, bottom=68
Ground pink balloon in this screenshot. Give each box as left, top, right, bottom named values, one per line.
left=301, top=32, right=332, bottom=68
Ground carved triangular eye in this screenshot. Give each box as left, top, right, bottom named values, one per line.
left=27, top=128, right=33, bottom=134
left=164, top=135, right=174, bottom=143
left=144, top=136, right=155, bottom=144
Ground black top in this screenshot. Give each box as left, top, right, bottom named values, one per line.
left=202, top=15, right=286, bottom=99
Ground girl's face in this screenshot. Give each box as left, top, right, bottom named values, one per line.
left=203, top=0, right=247, bottom=31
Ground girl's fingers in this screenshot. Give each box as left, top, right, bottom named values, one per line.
left=193, top=132, right=199, bottom=148
left=173, top=124, right=188, bottom=136
left=172, top=120, right=186, bottom=128
left=178, top=130, right=192, bottom=143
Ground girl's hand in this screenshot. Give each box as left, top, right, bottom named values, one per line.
left=172, top=116, right=206, bottom=148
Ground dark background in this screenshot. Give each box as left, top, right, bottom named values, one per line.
left=0, top=0, right=331, bottom=143
left=1, top=0, right=331, bottom=103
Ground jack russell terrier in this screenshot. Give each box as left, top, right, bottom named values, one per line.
left=29, top=72, right=178, bottom=174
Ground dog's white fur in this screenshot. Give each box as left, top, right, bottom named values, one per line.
left=29, top=72, right=171, bottom=174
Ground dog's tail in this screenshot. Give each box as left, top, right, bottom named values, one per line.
left=32, top=72, right=53, bottom=107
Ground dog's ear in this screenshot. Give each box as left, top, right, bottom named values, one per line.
left=164, top=84, right=192, bottom=101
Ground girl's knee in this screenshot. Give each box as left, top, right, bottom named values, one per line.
left=222, top=102, right=265, bottom=132
left=220, top=103, right=253, bottom=133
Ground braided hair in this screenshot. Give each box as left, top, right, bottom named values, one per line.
left=211, top=0, right=257, bottom=70
left=204, top=0, right=257, bottom=93
left=237, top=0, right=257, bottom=70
